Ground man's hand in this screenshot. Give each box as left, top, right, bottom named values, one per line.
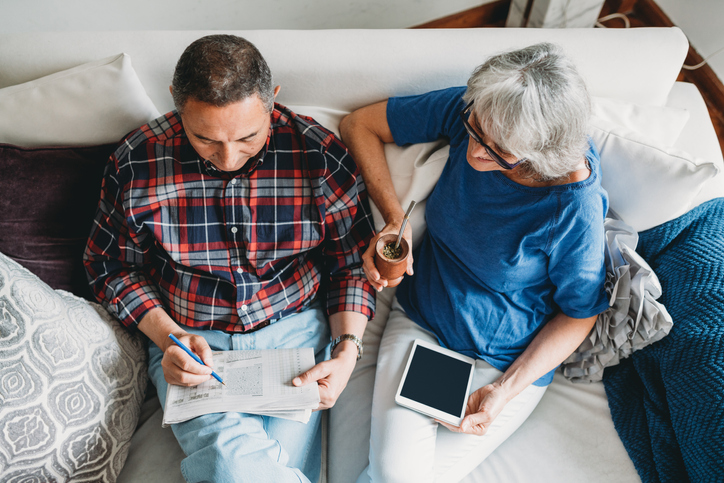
left=437, top=382, right=511, bottom=436
left=137, top=307, right=215, bottom=388
left=363, top=221, right=413, bottom=292
left=161, top=331, right=215, bottom=387
left=292, top=341, right=358, bottom=410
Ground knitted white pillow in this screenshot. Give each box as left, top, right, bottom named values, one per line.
left=0, top=252, right=147, bottom=481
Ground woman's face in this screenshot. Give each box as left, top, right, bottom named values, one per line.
left=464, top=111, right=521, bottom=173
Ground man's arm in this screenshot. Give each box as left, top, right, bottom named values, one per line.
left=83, top=154, right=166, bottom=329
left=291, top=121, right=378, bottom=409
left=84, top=153, right=214, bottom=386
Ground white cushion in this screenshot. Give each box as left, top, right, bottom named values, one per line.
left=0, top=251, right=147, bottom=480
left=0, top=53, right=160, bottom=147
left=666, top=81, right=724, bottom=208
left=591, top=96, right=690, bottom=147
left=590, top=116, right=719, bottom=232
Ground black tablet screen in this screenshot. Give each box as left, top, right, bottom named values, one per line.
left=400, top=345, right=473, bottom=416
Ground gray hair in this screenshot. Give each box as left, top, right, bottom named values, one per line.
left=463, top=42, right=591, bottom=181
left=172, top=34, right=275, bottom=113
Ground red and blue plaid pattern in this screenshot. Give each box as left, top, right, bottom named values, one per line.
left=84, top=105, right=376, bottom=332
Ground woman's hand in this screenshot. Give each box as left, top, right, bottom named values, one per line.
left=161, top=331, right=215, bottom=387
left=362, top=221, right=413, bottom=291
left=437, top=382, right=511, bottom=436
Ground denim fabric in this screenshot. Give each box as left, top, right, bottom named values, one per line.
left=148, top=303, right=330, bottom=483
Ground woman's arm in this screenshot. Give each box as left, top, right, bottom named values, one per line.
left=340, top=101, right=413, bottom=290
left=440, top=311, right=597, bottom=435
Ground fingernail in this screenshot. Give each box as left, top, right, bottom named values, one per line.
left=293, top=377, right=301, bottom=385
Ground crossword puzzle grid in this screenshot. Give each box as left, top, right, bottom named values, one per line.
left=266, top=349, right=304, bottom=396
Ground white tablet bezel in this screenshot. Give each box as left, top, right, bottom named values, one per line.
left=394, top=339, right=475, bottom=427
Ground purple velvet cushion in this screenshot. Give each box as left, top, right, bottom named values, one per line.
left=0, top=143, right=117, bottom=300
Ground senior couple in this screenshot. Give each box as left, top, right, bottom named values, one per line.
left=84, top=34, right=607, bottom=483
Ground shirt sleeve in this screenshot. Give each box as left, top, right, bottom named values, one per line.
left=386, top=86, right=468, bottom=147
left=316, top=133, right=377, bottom=320
left=83, top=150, right=165, bottom=330
left=547, top=187, right=610, bottom=320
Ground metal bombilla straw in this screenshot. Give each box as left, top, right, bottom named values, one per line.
left=395, top=200, right=417, bottom=250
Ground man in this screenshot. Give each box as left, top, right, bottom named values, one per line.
left=84, top=34, right=375, bottom=483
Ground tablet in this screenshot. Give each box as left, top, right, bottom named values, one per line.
left=394, top=339, right=475, bottom=427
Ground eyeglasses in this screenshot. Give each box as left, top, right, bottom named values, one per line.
left=459, top=101, right=525, bottom=170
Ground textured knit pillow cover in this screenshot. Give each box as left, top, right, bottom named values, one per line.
left=0, top=251, right=147, bottom=481
left=0, top=53, right=160, bottom=147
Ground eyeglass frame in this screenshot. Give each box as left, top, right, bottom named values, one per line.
left=459, top=100, right=525, bottom=170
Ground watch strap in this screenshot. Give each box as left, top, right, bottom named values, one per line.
left=331, top=333, right=363, bottom=361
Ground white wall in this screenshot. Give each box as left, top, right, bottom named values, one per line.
left=656, top=0, right=724, bottom=83
left=0, top=0, right=493, bottom=31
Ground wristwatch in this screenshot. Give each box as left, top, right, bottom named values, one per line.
left=331, top=334, right=364, bottom=361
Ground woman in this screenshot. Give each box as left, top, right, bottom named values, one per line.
left=339, top=43, right=609, bottom=482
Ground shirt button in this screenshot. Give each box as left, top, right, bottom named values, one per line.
left=236, top=267, right=243, bottom=274
left=231, top=178, right=238, bottom=185
left=241, top=305, right=248, bottom=311
left=231, top=226, right=238, bottom=234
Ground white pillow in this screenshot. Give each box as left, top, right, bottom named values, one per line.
left=0, top=53, right=160, bottom=147
left=591, top=96, right=690, bottom=147
left=591, top=117, right=719, bottom=232
left=0, top=251, right=147, bottom=480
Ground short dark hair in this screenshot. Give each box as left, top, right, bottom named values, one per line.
left=171, top=34, right=274, bottom=113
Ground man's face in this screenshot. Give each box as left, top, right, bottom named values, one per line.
left=180, top=94, right=273, bottom=173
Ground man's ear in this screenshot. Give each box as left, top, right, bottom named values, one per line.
left=169, top=86, right=173, bottom=95
left=273, top=85, right=281, bottom=98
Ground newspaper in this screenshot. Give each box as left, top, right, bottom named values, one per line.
left=162, top=348, right=320, bottom=426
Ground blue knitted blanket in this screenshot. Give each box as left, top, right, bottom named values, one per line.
left=603, top=197, right=724, bottom=482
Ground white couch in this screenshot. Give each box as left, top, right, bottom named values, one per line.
left=1, top=27, right=722, bottom=483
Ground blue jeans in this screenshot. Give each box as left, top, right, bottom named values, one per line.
left=148, top=303, right=330, bottom=483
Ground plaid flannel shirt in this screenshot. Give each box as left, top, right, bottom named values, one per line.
left=84, top=104, right=376, bottom=332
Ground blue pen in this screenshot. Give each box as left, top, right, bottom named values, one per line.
left=168, top=334, right=226, bottom=386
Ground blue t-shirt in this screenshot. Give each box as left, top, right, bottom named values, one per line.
left=388, top=86, right=609, bottom=386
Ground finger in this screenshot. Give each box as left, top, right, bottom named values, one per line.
left=461, top=413, right=489, bottom=435
left=189, top=335, right=215, bottom=368
left=167, top=346, right=213, bottom=376
left=362, top=262, right=383, bottom=286
left=436, top=419, right=462, bottom=432
left=315, top=374, right=346, bottom=410
left=293, top=361, right=331, bottom=387
left=169, top=370, right=213, bottom=387
left=162, top=356, right=212, bottom=387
